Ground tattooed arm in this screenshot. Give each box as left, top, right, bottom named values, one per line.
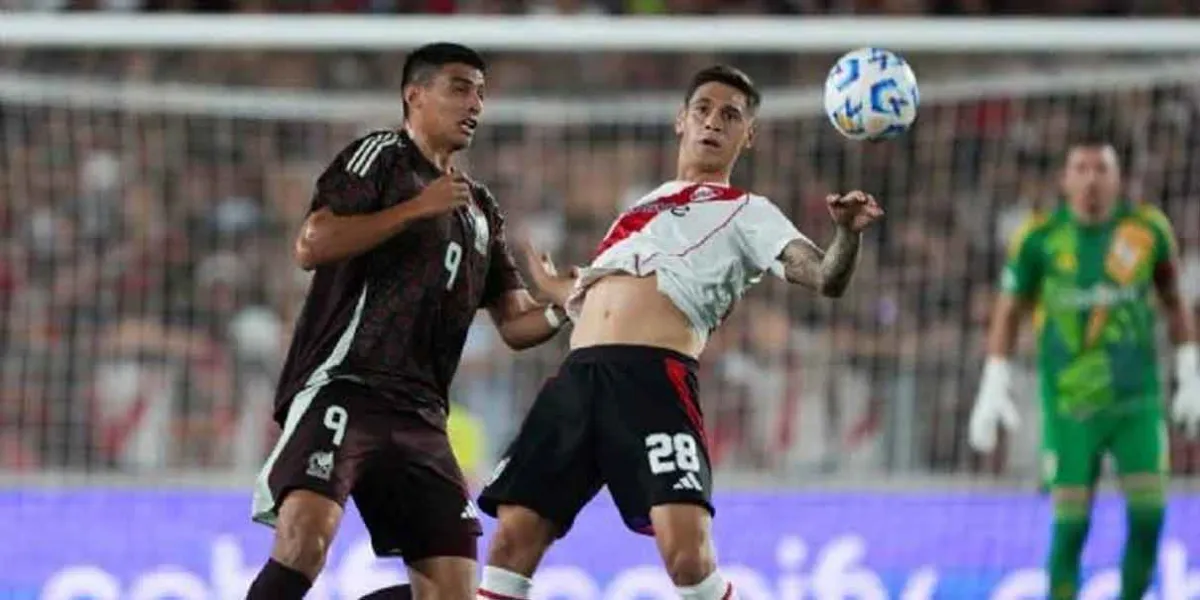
left=741, top=190, right=882, bottom=297
left=778, top=226, right=862, bottom=297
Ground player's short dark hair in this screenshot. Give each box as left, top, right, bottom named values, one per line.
left=684, top=65, right=761, bottom=115
left=399, top=43, right=486, bottom=118
left=1066, top=133, right=1116, bottom=152
left=401, top=42, right=487, bottom=89
left=1063, top=132, right=1129, bottom=171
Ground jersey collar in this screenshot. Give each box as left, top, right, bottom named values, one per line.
left=1056, top=197, right=1132, bottom=228
left=399, top=128, right=445, bottom=179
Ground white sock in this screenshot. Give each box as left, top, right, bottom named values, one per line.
left=477, top=566, right=534, bottom=600
left=677, top=569, right=736, bottom=600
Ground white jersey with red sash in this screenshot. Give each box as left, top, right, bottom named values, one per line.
left=566, top=180, right=807, bottom=339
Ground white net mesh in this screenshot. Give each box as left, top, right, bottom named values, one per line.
left=3, top=41, right=1200, bottom=597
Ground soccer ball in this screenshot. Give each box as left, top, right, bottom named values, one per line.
left=824, top=47, right=919, bottom=141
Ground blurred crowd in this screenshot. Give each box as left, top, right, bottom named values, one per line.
left=2, top=9, right=1200, bottom=486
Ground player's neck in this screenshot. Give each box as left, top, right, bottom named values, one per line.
left=1067, top=203, right=1118, bottom=226
left=675, top=162, right=731, bottom=186
left=403, top=125, right=456, bottom=172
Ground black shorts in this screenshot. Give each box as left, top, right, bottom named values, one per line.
left=478, top=345, right=713, bottom=537
left=251, top=380, right=481, bottom=561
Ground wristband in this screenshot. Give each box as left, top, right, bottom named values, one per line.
left=1177, top=343, right=1199, bottom=381
left=544, top=305, right=563, bottom=329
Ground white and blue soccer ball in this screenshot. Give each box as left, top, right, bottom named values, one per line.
left=824, top=47, right=919, bottom=141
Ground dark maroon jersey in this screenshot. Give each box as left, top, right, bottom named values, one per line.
left=273, top=129, right=523, bottom=424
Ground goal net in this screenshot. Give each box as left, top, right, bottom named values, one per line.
left=2, top=16, right=1200, bottom=599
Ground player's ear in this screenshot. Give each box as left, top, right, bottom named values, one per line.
left=403, top=84, right=421, bottom=112
left=745, top=121, right=757, bottom=149
left=674, top=107, right=685, bottom=137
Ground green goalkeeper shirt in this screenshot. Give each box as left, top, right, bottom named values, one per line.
left=1001, top=201, right=1177, bottom=419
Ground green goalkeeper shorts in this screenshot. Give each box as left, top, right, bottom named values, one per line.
left=1041, top=406, right=1169, bottom=488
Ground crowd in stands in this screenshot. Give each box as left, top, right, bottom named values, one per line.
left=2, top=4, right=1199, bottom=483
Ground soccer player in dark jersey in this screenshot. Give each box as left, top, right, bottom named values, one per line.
left=245, top=42, right=568, bottom=600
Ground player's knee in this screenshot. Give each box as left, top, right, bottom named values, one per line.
left=486, top=505, right=557, bottom=574
left=660, top=545, right=716, bottom=587
left=1051, top=486, right=1093, bottom=518
left=273, top=490, right=343, bottom=577
left=650, top=504, right=716, bottom=586
left=407, top=557, right=476, bottom=600
left=273, top=521, right=332, bottom=578
left=1120, top=473, right=1166, bottom=503
left=1121, top=473, right=1166, bottom=537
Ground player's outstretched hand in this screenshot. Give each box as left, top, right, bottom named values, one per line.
left=517, top=238, right=576, bottom=306
left=827, top=191, right=884, bottom=233
left=1171, top=370, right=1200, bottom=438
left=413, top=168, right=473, bottom=218
left=968, top=358, right=1021, bottom=453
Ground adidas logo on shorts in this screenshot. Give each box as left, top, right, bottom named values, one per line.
left=672, top=472, right=703, bottom=492
left=460, top=501, right=480, bottom=520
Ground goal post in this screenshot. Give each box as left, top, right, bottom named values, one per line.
left=2, top=16, right=1200, bottom=598
left=4, top=14, right=1200, bottom=52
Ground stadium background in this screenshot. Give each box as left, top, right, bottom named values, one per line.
left=2, top=1, right=1200, bottom=598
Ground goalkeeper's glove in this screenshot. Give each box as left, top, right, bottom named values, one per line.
left=969, top=357, right=1022, bottom=453
left=1171, top=344, right=1200, bottom=438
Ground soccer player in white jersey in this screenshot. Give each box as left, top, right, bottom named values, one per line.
left=475, top=65, right=883, bottom=600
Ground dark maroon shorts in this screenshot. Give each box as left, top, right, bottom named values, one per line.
left=251, top=379, right=480, bottom=562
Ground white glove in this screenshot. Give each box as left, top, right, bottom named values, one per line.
left=1171, top=344, right=1200, bottom=438
left=969, top=358, right=1022, bottom=453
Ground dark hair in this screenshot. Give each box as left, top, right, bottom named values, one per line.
left=1066, top=134, right=1115, bottom=152
left=400, top=42, right=486, bottom=114
left=683, top=65, right=761, bottom=114
left=1064, top=132, right=1129, bottom=171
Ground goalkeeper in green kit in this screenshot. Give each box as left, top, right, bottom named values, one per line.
left=968, top=139, right=1200, bottom=600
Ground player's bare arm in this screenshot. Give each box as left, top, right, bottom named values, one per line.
left=778, top=191, right=882, bottom=297
left=483, top=241, right=573, bottom=350
left=987, top=293, right=1034, bottom=358
left=294, top=170, right=472, bottom=270
left=486, top=289, right=567, bottom=350
left=517, top=241, right=576, bottom=307
left=1152, top=249, right=1197, bottom=347
left=1153, top=235, right=1200, bottom=436
left=778, top=227, right=858, bottom=297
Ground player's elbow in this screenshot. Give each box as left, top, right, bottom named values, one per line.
left=784, top=270, right=846, bottom=297
left=818, top=278, right=848, bottom=298
left=499, top=329, right=536, bottom=351
left=820, top=284, right=846, bottom=298
left=294, top=217, right=330, bottom=270
left=497, top=319, right=551, bottom=351
left=293, top=239, right=319, bottom=271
